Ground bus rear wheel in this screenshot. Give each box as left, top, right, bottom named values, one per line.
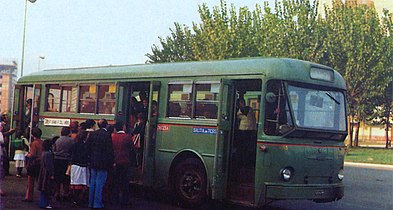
left=173, top=158, right=207, bottom=207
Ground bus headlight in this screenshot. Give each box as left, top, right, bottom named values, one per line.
left=280, top=167, right=293, bottom=182
left=337, top=169, right=344, bottom=181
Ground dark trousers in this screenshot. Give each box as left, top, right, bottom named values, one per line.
left=40, top=191, right=51, bottom=208
left=112, top=164, right=131, bottom=205
left=2, top=154, right=9, bottom=175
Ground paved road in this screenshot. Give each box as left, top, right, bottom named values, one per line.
left=267, top=162, right=393, bottom=210
left=1, top=162, right=392, bottom=209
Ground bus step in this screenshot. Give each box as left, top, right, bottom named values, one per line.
left=228, top=183, right=254, bottom=203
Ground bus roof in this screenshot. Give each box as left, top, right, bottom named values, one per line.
left=17, top=57, right=346, bottom=89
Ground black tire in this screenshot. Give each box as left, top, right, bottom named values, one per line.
left=173, top=158, right=207, bottom=207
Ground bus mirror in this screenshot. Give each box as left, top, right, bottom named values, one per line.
left=266, top=92, right=276, bottom=103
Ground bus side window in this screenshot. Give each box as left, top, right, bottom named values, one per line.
left=195, top=83, right=219, bottom=120
left=46, top=84, right=61, bottom=112
left=167, top=83, right=192, bottom=118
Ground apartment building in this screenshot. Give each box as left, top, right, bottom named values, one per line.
left=0, top=60, right=18, bottom=114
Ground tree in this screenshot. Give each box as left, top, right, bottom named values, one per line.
left=146, top=23, right=194, bottom=63
left=321, top=1, right=392, bottom=146
left=146, top=0, right=393, bottom=146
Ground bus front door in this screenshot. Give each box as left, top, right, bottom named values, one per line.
left=212, top=79, right=235, bottom=200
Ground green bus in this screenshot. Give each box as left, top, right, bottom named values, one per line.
left=12, top=57, right=347, bottom=207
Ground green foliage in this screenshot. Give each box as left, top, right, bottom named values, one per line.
left=146, top=0, right=393, bottom=128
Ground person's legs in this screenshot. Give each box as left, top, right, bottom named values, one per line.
left=111, top=166, right=120, bottom=204
left=120, top=165, right=131, bottom=205
left=17, top=167, right=23, bottom=176
left=3, top=155, right=9, bottom=176
left=72, top=189, right=80, bottom=205
left=39, top=191, right=48, bottom=208
left=93, top=170, right=107, bottom=208
left=25, top=175, right=35, bottom=201
left=88, top=169, right=98, bottom=208
left=63, top=175, right=71, bottom=199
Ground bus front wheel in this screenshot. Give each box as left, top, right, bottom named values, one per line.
left=173, top=158, right=207, bottom=207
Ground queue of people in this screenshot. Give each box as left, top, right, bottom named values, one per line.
left=0, top=116, right=143, bottom=209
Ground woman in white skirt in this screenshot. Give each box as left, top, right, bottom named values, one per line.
left=70, top=129, right=90, bottom=206
left=13, top=130, right=29, bottom=177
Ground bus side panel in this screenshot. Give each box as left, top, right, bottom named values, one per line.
left=154, top=123, right=216, bottom=189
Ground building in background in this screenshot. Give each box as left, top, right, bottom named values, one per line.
left=318, top=0, right=393, bottom=16
left=0, top=59, right=18, bottom=114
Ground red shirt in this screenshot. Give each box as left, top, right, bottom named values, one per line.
left=111, top=131, right=133, bottom=166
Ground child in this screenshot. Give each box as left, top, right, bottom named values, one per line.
left=37, top=140, right=55, bottom=209
left=70, top=130, right=90, bottom=206
left=13, top=130, right=29, bottom=177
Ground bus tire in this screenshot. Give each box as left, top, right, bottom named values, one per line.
left=173, top=158, right=207, bottom=207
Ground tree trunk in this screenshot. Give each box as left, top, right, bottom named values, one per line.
left=348, top=116, right=354, bottom=147
left=354, top=121, right=360, bottom=147
left=386, top=120, right=390, bottom=149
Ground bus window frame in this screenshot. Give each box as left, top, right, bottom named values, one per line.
left=45, top=84, right=61, bottom=113
left=97, top=83, right=117, bottom=115
left=167, top=81, right=193, bottom=119
left=79, top=83, right=98, bottom=114
left=166, top=80, right=220, bottom=120
left=194, top=80, right=220, bottom=120
left=60, top=84, right=78, bottom=113
left=285, top=81, right=347, bottom=133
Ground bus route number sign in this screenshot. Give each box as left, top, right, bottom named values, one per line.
left=193, top=127, right=217, bottom=135
left=44, top=118, right=71, bottom=127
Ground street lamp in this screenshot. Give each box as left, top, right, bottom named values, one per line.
left=20, top=0, right=37, bottom=77
left=38, top=56, right=45, bottom=71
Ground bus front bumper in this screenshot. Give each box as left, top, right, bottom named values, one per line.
left=265, top=183, right=344, bottom=202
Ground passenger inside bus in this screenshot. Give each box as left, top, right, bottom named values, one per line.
left=168, top=102, right=182, bottom=117
left=236, top=98, right=257, bottom=167
left=131, top=113, right=146, bottom=168
left=128, top=97, right=138, bottom=132
left=135, top=91, right=148, bottom=114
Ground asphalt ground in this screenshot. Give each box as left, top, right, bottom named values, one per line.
left=1, top=161, right=392, bottom=210
left=0, top=163, right=124, bottom=210
left=0, top=161, right=185, bottom=210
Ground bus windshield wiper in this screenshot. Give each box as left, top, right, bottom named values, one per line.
left=325, top=92, right=340, bottom=105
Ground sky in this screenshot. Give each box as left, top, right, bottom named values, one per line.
left=0, top=0, right=275, bottom=77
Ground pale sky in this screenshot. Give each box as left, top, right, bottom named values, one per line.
left=0, top=0, right=275, bottom=77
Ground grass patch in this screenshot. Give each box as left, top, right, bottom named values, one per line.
left=345, top=147, right=393, bottom=165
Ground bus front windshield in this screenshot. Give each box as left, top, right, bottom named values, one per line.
left=264, top=81, right=347, bottom=139
left=287, top=84, right=346, bottom=132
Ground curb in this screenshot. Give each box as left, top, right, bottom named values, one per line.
left=344, top=161, right=393, bottom=170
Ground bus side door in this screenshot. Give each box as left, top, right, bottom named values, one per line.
left=143, top=81, right=160, bottom=186
left=212, top=79, right=235, bottom=200
left=11, top=85, right=24, bottom=132
left=115, top=82, right=131, bottom=123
